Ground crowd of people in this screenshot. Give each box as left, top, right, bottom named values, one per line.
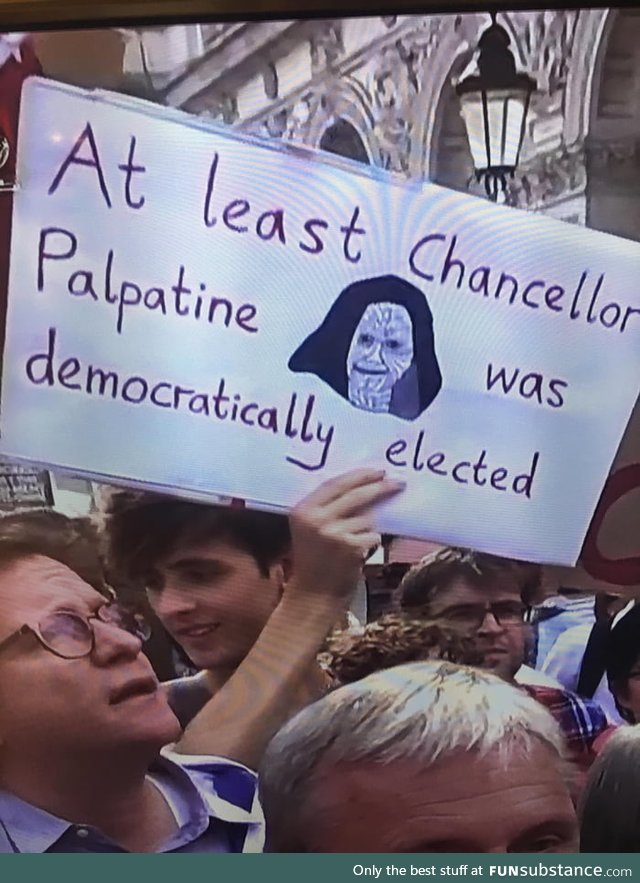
left=0, top=469, right=638, bottom=853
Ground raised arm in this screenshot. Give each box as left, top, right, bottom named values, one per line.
left=174, top=468, right=404, bottom=766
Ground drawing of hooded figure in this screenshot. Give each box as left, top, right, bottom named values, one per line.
left=288, top=274, right=442, bottom=420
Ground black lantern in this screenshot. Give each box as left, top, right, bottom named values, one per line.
left=456, top=13, right=536, bottom=202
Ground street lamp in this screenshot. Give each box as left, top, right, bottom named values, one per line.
left=455, top=13, right=536, bottom=202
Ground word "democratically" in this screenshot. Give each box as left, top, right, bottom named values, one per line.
left=26, top=327, right=335, bottom=473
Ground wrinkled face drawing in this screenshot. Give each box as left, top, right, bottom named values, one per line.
left=347, top=303, right=414, bottom=412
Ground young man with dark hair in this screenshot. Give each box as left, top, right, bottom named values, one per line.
left=397, top=547, right=612, bottom=769
left=97, top=489, right=331, bottom=727
left=0, top=469, right=402, bottom=852
left=99, top=492, right=292, bottom=591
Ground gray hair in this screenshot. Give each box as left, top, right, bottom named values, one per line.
left=580, top=726, right=640, bottom=852
left=259, top=660, right=565, bottom=851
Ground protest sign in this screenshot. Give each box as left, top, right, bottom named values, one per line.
left=1, top=77, right=640, bottom=565
left=570, top=397, right=640, bottom=591
left=0, top=457, right=53, bottom=509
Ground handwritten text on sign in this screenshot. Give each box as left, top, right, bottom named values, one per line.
left=2, top=78, right=640, bottom=565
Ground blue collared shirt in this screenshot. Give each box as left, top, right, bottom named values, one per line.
left=0, top=748, right=265, bottom=853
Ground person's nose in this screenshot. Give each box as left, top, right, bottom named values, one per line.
left=91, top=619, right=143, bottom=665
left=477, top=608, right=504, bottom=635
left=149, top=584, right=197, bottom=623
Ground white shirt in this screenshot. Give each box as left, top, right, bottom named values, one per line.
left=0, top=750, right=264, bottom=853
left=515, top=663, right=563, bottom=689
left=541, top=623, right=623, bottom=724
left=533, top=594, right=596, bottom=667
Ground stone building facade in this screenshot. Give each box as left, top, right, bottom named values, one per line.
left=124, top=8, right=640, bottom=244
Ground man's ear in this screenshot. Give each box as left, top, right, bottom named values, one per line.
left=611, top=678, right=634, bottom=721
left=271, top=556, right=293, bottom=596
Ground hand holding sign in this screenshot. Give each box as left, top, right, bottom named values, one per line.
left=289, top=468, right=405, bottom=601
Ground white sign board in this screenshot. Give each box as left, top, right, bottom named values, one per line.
left=2, top=78, right=640, bottom=566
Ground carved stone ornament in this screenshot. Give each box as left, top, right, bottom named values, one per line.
left=282, top=97, right=315, bottom=142
left=249, top=93, right=320, bottom=143
left=514, top=10, right=579, bottom=93
left=367, top=17, right=445, bottom=174
left=506, top=142, right=587, bottom=209
left=310, top=21, right=345, bottom=74
left=201, top=92, right=239, bottom=126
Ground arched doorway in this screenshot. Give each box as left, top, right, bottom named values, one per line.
left=319, top=117, right=370, bottom=164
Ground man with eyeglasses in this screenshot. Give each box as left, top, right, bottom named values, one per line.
left=398, top=548, right=613, bottom=771
left=0, top=468, right=403, bottom=853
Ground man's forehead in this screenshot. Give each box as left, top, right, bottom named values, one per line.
left=312, top=742, right=571, bottom=822
left=158, top=536, right=243, bottom=569
left=0, top=554, right=100, bottom=618
left=430, top=576, right=522, bottom=605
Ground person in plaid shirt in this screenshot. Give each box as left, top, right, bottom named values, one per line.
left=518, top=683, right=611, bottom=771
left=396, top=547, right=613, bottom=770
